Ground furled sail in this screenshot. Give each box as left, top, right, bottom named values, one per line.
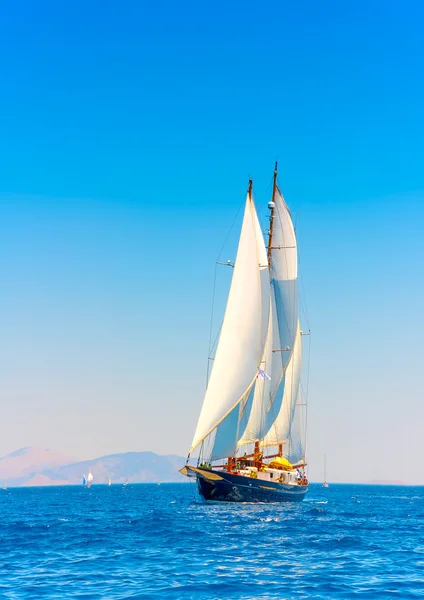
left=261, top=322, right=302, bottom=446
left=190, top=192, right=269, bottom=453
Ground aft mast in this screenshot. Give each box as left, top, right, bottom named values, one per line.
left=250, top=163, right=278, bottom=467
left=267, top=161, right=278, bottom=268
left=262, top=162, right=280, bottom=461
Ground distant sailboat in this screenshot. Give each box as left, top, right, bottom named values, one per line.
left=322, top=455, right=329, bottom=488
left=123, top=478, right=128, bottom=486
left=82, top=474, right=87, bottom=487
left=87, top=472, right=94, bottom=488
left=2, top=479, right=7, bottom=491
left=108, top=478, right=112, bottom=486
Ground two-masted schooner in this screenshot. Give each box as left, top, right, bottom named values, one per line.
left=180, top=164, right=309, bottom=502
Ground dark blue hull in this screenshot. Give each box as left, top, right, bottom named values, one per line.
left=196, top=470, right=307, bottom=503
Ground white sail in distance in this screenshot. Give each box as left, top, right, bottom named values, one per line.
left=191, top=188, right=270, bottom=454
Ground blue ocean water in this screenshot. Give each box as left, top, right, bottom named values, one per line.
left=0, top=483, right=423, bottom=599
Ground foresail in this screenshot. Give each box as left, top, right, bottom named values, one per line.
left=190, top=193, right=269, bottom=453
left=261, top=323, right=302, bottom=447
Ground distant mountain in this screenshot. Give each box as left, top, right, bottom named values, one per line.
left=0, top=447, right=79, bottom=483
left=1, top=448, right=186, bottom=486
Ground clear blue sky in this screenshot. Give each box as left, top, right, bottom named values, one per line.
left=0, top=0, right=423, bottom=483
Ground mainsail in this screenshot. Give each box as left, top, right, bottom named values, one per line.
left=190, top=184, right=269, bottom=454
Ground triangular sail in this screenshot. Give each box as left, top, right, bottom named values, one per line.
left=191, top=192, right=269, bottom=453
left=261, top=323, right=302, bottom=446
left=204, top=195, right=270, bottom=460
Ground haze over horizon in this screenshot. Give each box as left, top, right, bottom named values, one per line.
left=0, top=1, right=423, bottom=484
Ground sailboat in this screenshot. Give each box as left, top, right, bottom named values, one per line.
left=180, top=164, right=309, bottom=503
left=108, top=478, right=112, bottom=486
left=123, top=478, right=128, bottom=487
left=86, top=471, right=94, bottom=488
left=2, top=479, right=7, bottom=491
left=82, top=474, right=87, bottom=487
left=322, top=455, right=329, bottom=488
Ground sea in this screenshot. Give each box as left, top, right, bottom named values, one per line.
left=0, top=483, right=423, bottom=599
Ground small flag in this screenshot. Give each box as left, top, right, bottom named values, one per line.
left=257, top=369, right=271, bottom=381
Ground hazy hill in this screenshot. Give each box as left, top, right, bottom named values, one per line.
left=0, top=447, right=79, bottom=483
left=1, top=448, right=186, bottom=486
left=35, top=451, right=186, bottom=486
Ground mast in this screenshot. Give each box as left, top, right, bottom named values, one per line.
left=267, top=161, right=278, bottom=268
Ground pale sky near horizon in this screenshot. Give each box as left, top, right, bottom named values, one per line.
left=0, top=1, right=423, bottom=483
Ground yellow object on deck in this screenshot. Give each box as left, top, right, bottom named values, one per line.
left=267, top=456, right=293, bottom=470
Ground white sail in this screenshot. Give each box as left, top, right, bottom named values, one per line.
left=287, top=388, right=306, bottom=464
left=237, top=297, right=273, bottom=445
left=270, top=187, right=298, bottom=374
left=204, top=196, right=270, bottom=460
left=210, top=398, right=244, bottom=461
left=261, top=323, right=302, bottom=446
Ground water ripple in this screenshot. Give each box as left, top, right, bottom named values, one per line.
left=0, top=483, right=423, bottom=598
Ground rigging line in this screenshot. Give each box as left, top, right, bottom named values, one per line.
left=206, top=189, right=247, bottom=382
left=209, top=321, right=224, bottom=361
left=215, top=195, right=245, bottom=263
left=298, top=254, right=311, bottom=331
left=298, top=295, right=310, bottom=335
left=303, top=332, right=311, bottom=461
left=206, top=263, right=218, bottom=386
